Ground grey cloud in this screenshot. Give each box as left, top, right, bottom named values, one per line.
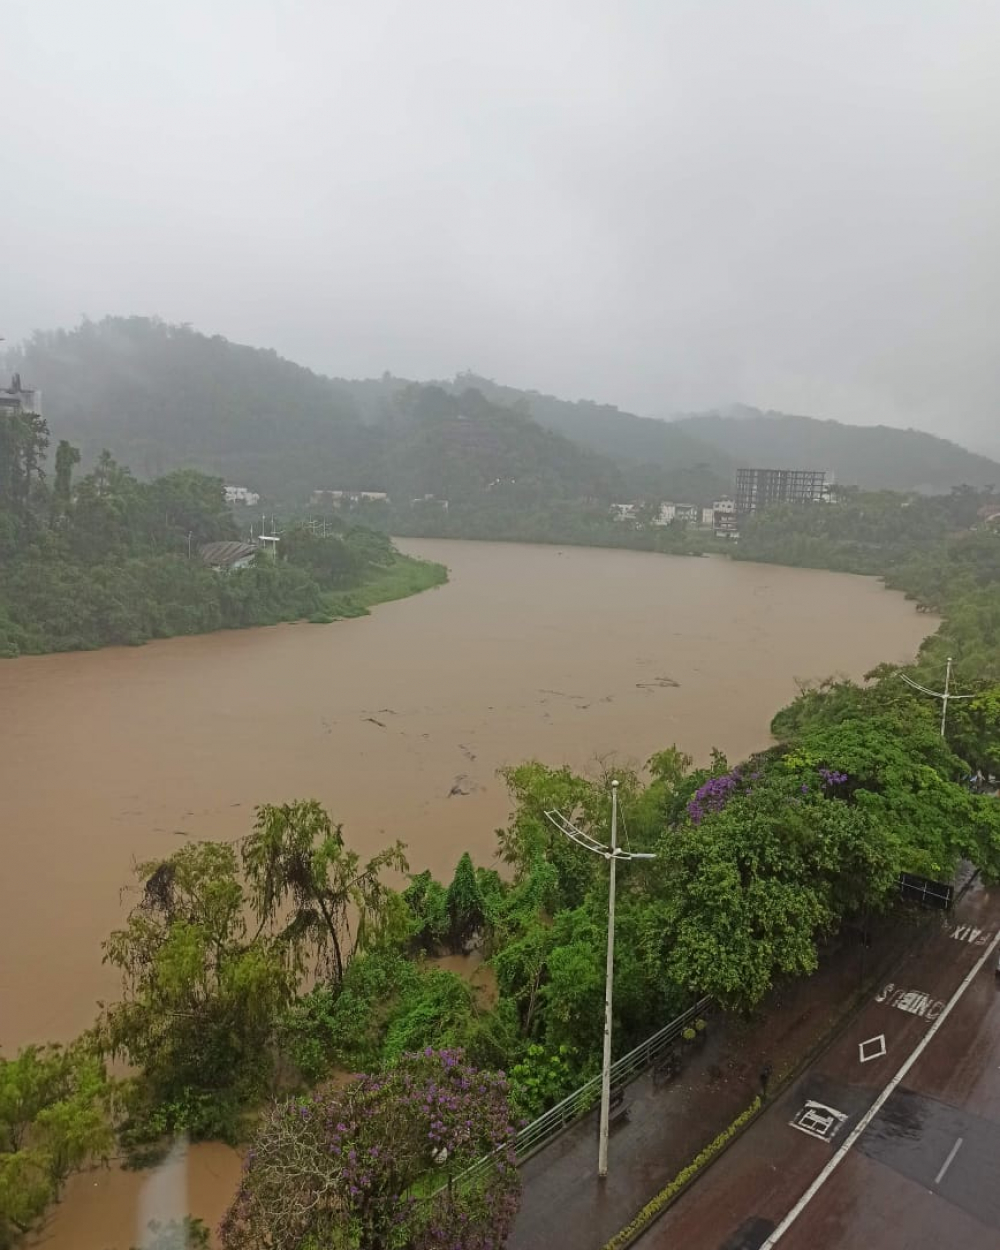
left=3, top=0, right=999, bottom=454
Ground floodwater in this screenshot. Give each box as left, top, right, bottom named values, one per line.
left=1, top=539, right=936, bottom=1247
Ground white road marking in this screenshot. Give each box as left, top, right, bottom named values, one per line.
left=934, top=1136, right=963, bottom=1185
left=858, top=1034, right=886, bottom=1063
left=790, top=1102, right=848, bottom=1142
left=760, top=928, right=1000, bottom=1247
left=874, top=983, right=945, bottom=1018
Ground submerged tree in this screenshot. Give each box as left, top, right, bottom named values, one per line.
left=242, top=800, right=409, bottom=984
left=100, top=842, right=297, bottom=1143
left=0, top=1042, right=112, bottom=1248
left=220, top=1048, right=520, bottom=1250
left=445, top=852, right=485, bottom=953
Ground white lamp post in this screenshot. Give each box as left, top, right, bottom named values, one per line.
left=898, top=656, right=974, bottom=737
left=545, top=779, right=655, bottom=1179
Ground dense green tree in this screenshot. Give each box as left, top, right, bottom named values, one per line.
left=50, top=439, right=79, bottom=523
left=100, top=843, right=297, bottom=1144
left=0, top=408, right=48, bottom=520
left=242, top=800, right=408, bottom=984
left=0, top=1043, right=112, bottom=1249
left=402, top=869, right=449, bottom=953
left=280, top=524, right=362, bottom=587
left=508, top=1044, right=579, bottom=1121
left=654, top=768, right=900, bottom=1010
left=445, top=852, right=485, bottom=953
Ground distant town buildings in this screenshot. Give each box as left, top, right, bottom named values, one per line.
left=0, top=373, right=42, bottom=417
left=675, top=504, right=700, bottom=524
left=311, top=489, right=390, bottom=507
left=734, top=468, right=828, bottom=516
left=224, top=484, right=261, bottom=507
left=612, top=501, right=707, bottom=526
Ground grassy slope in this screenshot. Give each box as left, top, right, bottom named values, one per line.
left=317, top=554, right=448, bottom=622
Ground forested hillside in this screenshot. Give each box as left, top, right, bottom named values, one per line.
left=433, top=373, right=736, bottom=503
left=4, top=318, right=380, bottom=495
left=5, top=319, right=628, bottom=509
left=7, top=319, right=999, bottom=524
left=0, top=401, right=444, bottom=656
left=673, top=409, right=1000, bottom=493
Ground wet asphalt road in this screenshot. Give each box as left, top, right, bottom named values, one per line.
left=635, top=879, right=1000, bottom=1250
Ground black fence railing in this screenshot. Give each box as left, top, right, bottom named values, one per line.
left=441, top=996, right=711, bottom=1196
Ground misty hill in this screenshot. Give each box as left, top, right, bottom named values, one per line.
left=432, top=374, right=737, bottom=503
left=9, top=318, right=998, bottom=510
left=4, top=318, right=622, bottom=506
left=672, top=409, right=1000, bottom=493
left=6, top=318, right=380, bottom=492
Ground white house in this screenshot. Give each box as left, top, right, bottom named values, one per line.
left=712, top=498, right=739, bottom=538
left=611, top=502, right=639, bottom=522
left=311, top=489, right=390, bottom=507
left=224, top=485, right=261, bottom=507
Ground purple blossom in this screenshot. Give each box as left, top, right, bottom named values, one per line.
left=221, top=1047, right=520, bottom=1250
left=819, top=767, right=849, bottom=788
left=687, top=769, right=743, bottom=824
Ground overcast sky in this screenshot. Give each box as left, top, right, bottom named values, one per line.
left=4, top=1, right=999, bottom=454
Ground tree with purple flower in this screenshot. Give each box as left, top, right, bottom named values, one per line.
left=220, top=1048, right=520, bottom=1250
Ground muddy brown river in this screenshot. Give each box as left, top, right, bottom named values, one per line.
left=1, top=538, right=935, bottom=1246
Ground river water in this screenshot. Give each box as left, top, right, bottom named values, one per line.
left=1, top=539, right=935, bottom=1246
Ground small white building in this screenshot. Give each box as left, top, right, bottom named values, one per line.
left=654, top=502, right=699, bottom=525
left=311, top=489, right=390, bottom=507
left=611, top=502, right=639, bottom=522
left=224, top=485, right=261, bottom=507
left=712, top=498, right=739, bottom=538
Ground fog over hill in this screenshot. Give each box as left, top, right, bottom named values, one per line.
left=5, top=318, right=999, bottom=506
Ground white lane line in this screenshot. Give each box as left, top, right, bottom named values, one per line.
left=761, top=928, right=1000, bottom=1248
left=934, top=1136, right=963, bottom=1185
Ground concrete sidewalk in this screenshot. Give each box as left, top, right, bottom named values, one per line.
left=508, top=911, right=930, bottom=1250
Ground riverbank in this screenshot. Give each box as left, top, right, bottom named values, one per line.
left=316, top=550, right=448, bottom=621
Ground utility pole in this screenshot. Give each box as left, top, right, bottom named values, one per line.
left=600, top=782, right=620, bottom=1180
left=545, top=780, right=655, bottom=1179
left=898, top=656, right=974, bottom=738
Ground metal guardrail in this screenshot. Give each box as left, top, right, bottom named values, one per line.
left=899, top=871, right=953, bottom=910
left=442, top=997, right=711, bottom=1194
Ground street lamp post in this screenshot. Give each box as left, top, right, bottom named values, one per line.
left=545, top=779, right=655, bottom=1179
left=898, top=656, right=974, bottom=738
